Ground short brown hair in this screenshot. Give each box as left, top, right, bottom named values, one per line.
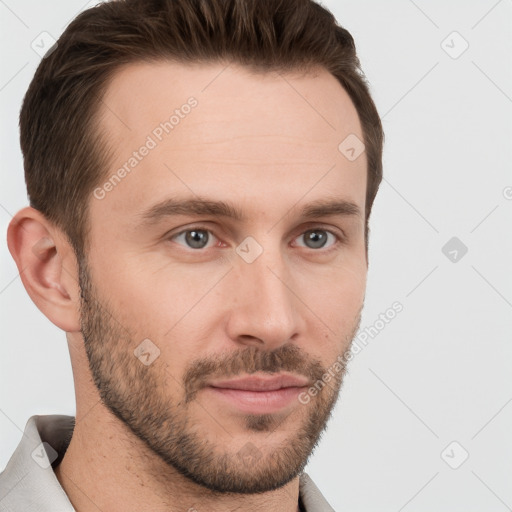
left=20, top=0, right=384, bottom=261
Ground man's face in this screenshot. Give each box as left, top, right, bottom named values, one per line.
left=79, top=62, right=367, bottom=493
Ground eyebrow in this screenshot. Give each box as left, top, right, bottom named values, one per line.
left=137, top=196, right=362, bottom=227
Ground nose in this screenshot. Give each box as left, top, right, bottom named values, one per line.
left=225, top=246, right=303, bottom=351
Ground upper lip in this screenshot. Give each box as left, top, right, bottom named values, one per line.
left=208, top=373, right=311, bottom=391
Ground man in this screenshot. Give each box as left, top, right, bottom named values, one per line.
left=1, top=0, right=383, bottom=510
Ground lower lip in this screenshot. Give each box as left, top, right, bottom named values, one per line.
left=205, top=386, right=306, bottom=414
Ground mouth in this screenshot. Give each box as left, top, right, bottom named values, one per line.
left=204, top=373, right=311, bottom=414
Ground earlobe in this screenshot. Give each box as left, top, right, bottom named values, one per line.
left=7, top=207, right=81, bottom=333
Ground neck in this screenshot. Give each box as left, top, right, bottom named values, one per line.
left=54, top=404, right=302, bottom=512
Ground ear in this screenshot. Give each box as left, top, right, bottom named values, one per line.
left=7, top=206, right=82, bottom=332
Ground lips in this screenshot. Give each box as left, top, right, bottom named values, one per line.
left=204, top=373, right=312, bottom=414
left=208, top=373, right=311, bottom=391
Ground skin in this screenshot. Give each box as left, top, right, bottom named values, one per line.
left=7, top=61, right=368, bottom=512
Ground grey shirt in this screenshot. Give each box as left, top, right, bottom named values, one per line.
left=0, top=415, right=335, bottom=511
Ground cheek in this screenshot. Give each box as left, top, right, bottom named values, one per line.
left=113, top=251, right=365, bottom=320
left=93, top=251, right=208, bottom=322
left=90, top=240, right=366, bottom=373
left=303, top=256, right=366, bottom=344
left=96, top=261, right=223, bottom=367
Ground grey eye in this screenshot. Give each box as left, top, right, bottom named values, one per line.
left=182, top=229, right=210, bottom=249
left=303, top=230, right=328, bottom=248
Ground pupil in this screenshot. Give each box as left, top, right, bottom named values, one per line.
left=306, top=230, right=326, bottom=249
left=186, top=230, right=208, bottom=249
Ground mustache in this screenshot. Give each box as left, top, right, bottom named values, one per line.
left=182, top=343, right=328, bottom=403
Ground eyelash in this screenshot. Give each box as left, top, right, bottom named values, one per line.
left=168, top=225, right=345, bottom=253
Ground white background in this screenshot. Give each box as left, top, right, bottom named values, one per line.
left=1, top=1, right=511, bottom=510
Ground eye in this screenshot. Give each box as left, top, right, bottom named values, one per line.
left=293, top=228, right=340, bottom=250
left=171, top=228, right=219, bottom=250
left=169, top=226, right=342, bottom=252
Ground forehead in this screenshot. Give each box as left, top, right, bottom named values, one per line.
left=92, top=61, right=366, bottom=226
left=100, top=60, right=363, bottom=146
